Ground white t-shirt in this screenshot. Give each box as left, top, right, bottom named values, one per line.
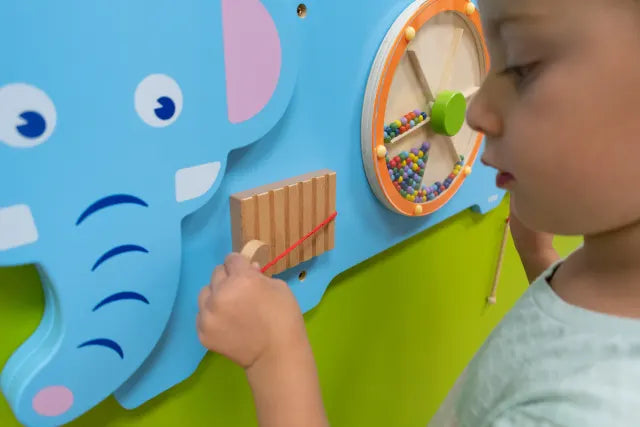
left=429, top=264, right=640, bottom=426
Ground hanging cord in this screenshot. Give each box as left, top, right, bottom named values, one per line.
left=261, top=211, right=338, bottom=274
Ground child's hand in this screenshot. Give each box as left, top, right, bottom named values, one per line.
left=196, top=253, right=307, bottom=370
left=509, top=202, right=560, bottom=282
left=197, top=254, right=329, bottom=427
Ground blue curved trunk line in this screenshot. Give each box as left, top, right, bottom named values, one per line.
left=78, top=339, right=125, bottom=359
left=91, top=245, right=149, bottom=272
left=92, top=292, right=150, bottom=312
left=76, top=195, right=149, bottom=226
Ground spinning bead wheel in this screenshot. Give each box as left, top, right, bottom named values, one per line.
left=362, top=0, right=489, bottom=216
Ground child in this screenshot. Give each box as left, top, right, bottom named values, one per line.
left=196, top=0, right=640, bottom=425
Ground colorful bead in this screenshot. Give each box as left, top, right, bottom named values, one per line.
left=385, top=141, right=431, bottom=205
left=405, top=26, right=416, bottom=41
left=384, top=110, right=431, bottom=144
left=465, top=2, right=476, bottom=15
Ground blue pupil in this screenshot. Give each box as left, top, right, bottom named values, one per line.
left=154, top=96, right=176, bottom=121
left=17, top=111, right=46, bottom=139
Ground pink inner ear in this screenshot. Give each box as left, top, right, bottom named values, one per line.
left=222, top=0, right=282, bottom=124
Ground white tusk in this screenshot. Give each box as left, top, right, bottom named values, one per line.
left=0, top=204, right=38, bottom=250
left=175, top=162, right=221, bottom=203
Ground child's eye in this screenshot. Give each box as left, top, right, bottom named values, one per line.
left=0, top=83, right=57, bottom=148
left=135, top=74, right=183, bottom=128
left=501, top=62, right=539, bottom=88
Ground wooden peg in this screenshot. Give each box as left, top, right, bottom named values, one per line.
left=241, top=240, right=271, bottom=269
left=437, top=27, right=465, bottom=94
left=407, top=50, right=435, bottom=102
left=488, top=217, right=510, bottom=305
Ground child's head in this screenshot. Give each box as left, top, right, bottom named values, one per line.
left=468, top=0, right=640, bottom=236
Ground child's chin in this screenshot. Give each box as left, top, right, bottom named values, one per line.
left=511, top=194, right=548, bottom=228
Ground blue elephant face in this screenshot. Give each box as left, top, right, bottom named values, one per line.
left=0, top=0, right=295, bottom=240
left=0, top=1, right=298, bottom=425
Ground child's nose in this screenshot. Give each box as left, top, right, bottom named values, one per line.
left=466, top=80, right=502, bottom=137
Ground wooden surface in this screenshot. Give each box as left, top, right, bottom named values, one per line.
left=230, top=170, right=337, bottom=276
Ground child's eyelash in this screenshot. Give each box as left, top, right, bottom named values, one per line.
left=500, top=62, right=540, bottom=86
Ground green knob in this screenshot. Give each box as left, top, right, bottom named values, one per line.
left=431, top=91, right=467, bottom=136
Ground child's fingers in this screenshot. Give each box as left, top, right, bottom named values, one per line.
left=195, top=313, right=213, bottom=348
left=224, top=252, right=253, bottom=276
left=210, top=265, right=227, bottom=290
left=198, top=286, right=212, bottom=312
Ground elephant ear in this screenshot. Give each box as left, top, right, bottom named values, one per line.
left=221, top=0, right=299, bottom=146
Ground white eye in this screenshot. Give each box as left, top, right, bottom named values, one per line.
left=135, top=74, right=183, bottom=128
left=0, top=83, right=57, bottom=148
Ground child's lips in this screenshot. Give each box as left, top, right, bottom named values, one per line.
left=481, top=157, right=515, bottom=188
left=496, top=172, right=515, bottom=189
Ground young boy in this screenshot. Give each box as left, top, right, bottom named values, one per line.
left=196, top=0, right=640, bottom=425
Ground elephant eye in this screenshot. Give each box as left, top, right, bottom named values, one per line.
left=134, top=74, right=183, bottom=127
left=0, top=83, right=57, bottom=148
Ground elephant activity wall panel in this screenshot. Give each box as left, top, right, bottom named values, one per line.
left=0, top=0, right=503, bottom=425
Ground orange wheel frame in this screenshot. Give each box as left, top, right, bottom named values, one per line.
left=365, top=0, right=490, bottom=216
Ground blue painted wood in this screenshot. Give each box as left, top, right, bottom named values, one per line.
left=0, top=0, right=500, bottom=425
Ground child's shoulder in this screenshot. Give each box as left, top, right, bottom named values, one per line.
left=438, top=264, right=640, bottom=426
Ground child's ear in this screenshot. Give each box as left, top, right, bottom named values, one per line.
left=221, top=0, right=300, bottom=147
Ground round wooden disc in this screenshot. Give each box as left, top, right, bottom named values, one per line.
left=240, top=240, right=271, bottom=268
